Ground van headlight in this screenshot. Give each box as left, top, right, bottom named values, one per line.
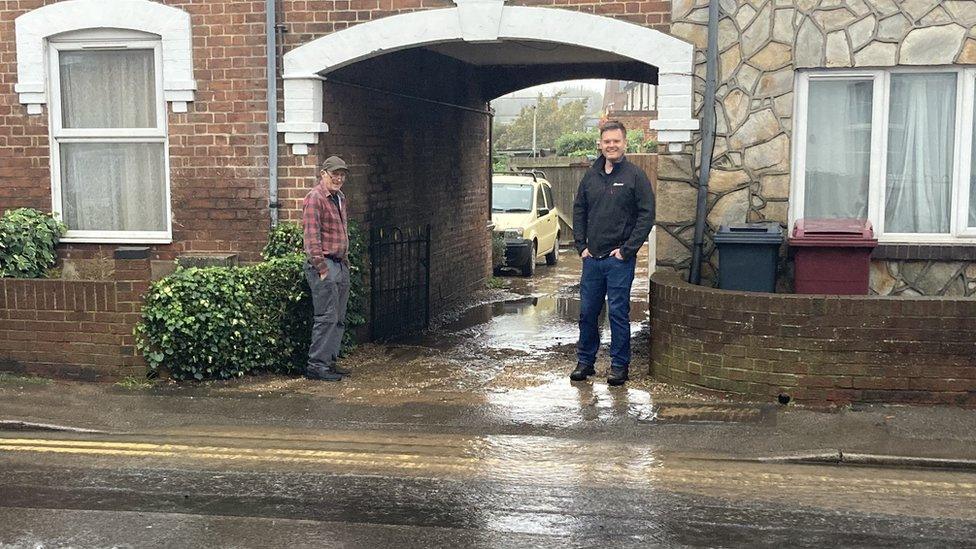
left=504, top=228, right=524, bottom=239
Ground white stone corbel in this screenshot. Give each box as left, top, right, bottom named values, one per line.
left=279, top=76, right=330, bottom=155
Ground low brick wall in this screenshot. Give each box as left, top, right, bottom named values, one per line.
left=650, top=273, right=976, bottom=408
left=0, top=256, right=150, bottom=380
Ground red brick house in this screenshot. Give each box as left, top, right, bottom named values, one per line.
left=0, top=0, right=693, bottom=378
left=3, top=0, right=973, bottom=408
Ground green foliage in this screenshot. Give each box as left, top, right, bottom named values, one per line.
left=492, top=153, right=510, bottom=173
left=135, top=266, right=272, bottom=380
left=555, top=129, right=599, bottom=157
left=262, top=221, right=305, bottom=260
left=136, top=221, right=368, bottom=381
left=491, top=231, right=505, bottom=270
left=486, top=276, right=509, bottom=289
left=0, top=208, right=67, bottom=279
left=553, top=129, right=659, bottom=158
left=495, top=92, right=588, bottom=152
left=115, top=376, right=155, bottom=390
left=626, top=130, right=657, bottom=153
left=0, top=373, right=51, bottom=385
left=344, top=220, right=368, bottom=352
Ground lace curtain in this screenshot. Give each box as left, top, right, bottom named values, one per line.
left=58, top=49, right=166, bottom=232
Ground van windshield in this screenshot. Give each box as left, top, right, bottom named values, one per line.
left=492, top=184, right=533, bottom=212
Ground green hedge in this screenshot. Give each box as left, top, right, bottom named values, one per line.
left=136, top=221, right=367, bottom=380
left=0, top=208, right=67, bottom=278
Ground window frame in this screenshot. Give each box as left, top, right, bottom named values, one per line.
left=791, top=67, right=976, bottom=243
left=47, top=36, right=173, bottom=244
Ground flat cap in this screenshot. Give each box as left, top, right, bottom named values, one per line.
left=321, top=155, right=349, bottom=172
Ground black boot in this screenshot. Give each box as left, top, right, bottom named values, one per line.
left=305, top=366, right=342, bottom=381
left=607, top=366, right=629, bottom=386
left=569, top=363, right=596, bottom=381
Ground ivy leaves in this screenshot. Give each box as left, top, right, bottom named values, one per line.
left=0, top=209, right=67, bottom=279
left=136, top=221, right=367, bottom=381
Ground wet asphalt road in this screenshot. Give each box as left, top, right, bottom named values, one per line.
left=3, top=247, right=976, bottom=547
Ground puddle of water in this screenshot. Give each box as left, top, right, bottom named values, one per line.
left=439, top=295, right=648, bottom=355
left=487, top=379, right=773, bottom=428
left=487, top=378, right=656, bottom=428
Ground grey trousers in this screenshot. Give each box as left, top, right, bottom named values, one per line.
left=305, top=258, right=350, bottom=371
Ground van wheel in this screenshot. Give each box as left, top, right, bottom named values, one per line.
left=522, top=242, right=537, bottom=277
left=545, top=233, right=559, bottom=265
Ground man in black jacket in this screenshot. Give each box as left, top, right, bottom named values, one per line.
left=570, top=121, right=656, bottom=386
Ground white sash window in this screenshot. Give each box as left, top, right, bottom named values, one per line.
left=49, top=32, right=171, bottom=243
left=793, top=68, right=976, bottom=242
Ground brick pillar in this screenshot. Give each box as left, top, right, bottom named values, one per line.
left=113, top=247, right=152, bottom=376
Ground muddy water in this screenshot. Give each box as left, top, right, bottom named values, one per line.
left=181, top=245, right=731, bottom=424
left=406, top=247, right=650, bottom=356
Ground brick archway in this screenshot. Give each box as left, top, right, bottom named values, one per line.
left=279, top=0, right=698, bottom=155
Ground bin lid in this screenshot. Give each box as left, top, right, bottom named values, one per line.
left=789, top=218, right=878, bottom=247
left=713, top=223, right=784, bottom=245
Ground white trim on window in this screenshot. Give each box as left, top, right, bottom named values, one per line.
left=48, top=39, right=173, bottom=244
left=958, top=72, right=976, bottom=238
left=14, top=0, right=195, bottom=115
left=792, top=67, right=976, bottom=243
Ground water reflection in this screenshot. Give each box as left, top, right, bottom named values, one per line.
left=440, top=295, right=647, bottom=355
left=487, top=378, right=656, bottom=428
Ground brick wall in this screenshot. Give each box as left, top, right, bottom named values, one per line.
left=2, top=0, right=674, bottom=348
left=0, top=0, right=273, bottom=264
left=278, top=48, right=492, bottom=315
left=650, top=272, right=976, bottom=408
left=0, top=255, right=150, bottom=380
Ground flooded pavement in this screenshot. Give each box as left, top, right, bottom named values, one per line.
left=4, top=245, right=976, bottom=546
left=403, top=245, right=648, bottom=355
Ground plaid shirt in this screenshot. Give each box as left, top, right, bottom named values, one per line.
left=302, top=185, right=348, bottom=277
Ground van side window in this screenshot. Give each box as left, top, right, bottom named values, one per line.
left=543, top=185, right=554, bottom=210
left=536, top=186, right=546, bottom=210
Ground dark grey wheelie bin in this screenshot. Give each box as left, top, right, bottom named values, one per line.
left=714, top=223, right=784, bottom=293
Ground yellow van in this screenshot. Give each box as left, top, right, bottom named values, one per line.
left=492, top=172, right=560, bottom=276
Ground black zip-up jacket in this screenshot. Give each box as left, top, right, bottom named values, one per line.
left=573, top=155, right=656, bottom=260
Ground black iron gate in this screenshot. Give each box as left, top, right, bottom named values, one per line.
left=369, top=224, right=431, bottom=339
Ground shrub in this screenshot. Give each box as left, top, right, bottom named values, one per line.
left=491, top=231, right=505, bottom=269
left=555, top=129, right=658, bottom=157
left=248, top=253, right=311, bottom=374
left=262, top=221, right=304, bottom=260
left=136, top=220, right=369, bottom=380
left=135, top=266, right=279, bottom=380
left=555, top=129, right=598, bottom=157
left=626, top=130, right=657, bottom=153
left=0, top=208, right=67, bottom=278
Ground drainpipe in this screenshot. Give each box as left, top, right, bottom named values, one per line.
left=488, top=103, right=494, bottom=217
left=689, top=0, right=720, bottom=285
left=266, top=0, right=280, bottom=227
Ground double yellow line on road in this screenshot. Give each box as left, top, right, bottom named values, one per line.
left=3, top=435, right=976, bottom=501
left=0, top=436, right=480, bottom=473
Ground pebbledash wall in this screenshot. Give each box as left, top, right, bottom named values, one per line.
left=656, top=0, right=976, bottom=296
left=651, top=273, right=976, bottom=408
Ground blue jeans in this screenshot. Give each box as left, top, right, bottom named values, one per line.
left=577, top=255, right=636, bottom=370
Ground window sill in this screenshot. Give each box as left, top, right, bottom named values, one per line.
left=60, top=233, right=172, bottom=245
left=872, top=243, right=976, bottom=261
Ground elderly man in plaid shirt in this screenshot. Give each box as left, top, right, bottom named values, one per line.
left=302, top=155, right=352, bottom=381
